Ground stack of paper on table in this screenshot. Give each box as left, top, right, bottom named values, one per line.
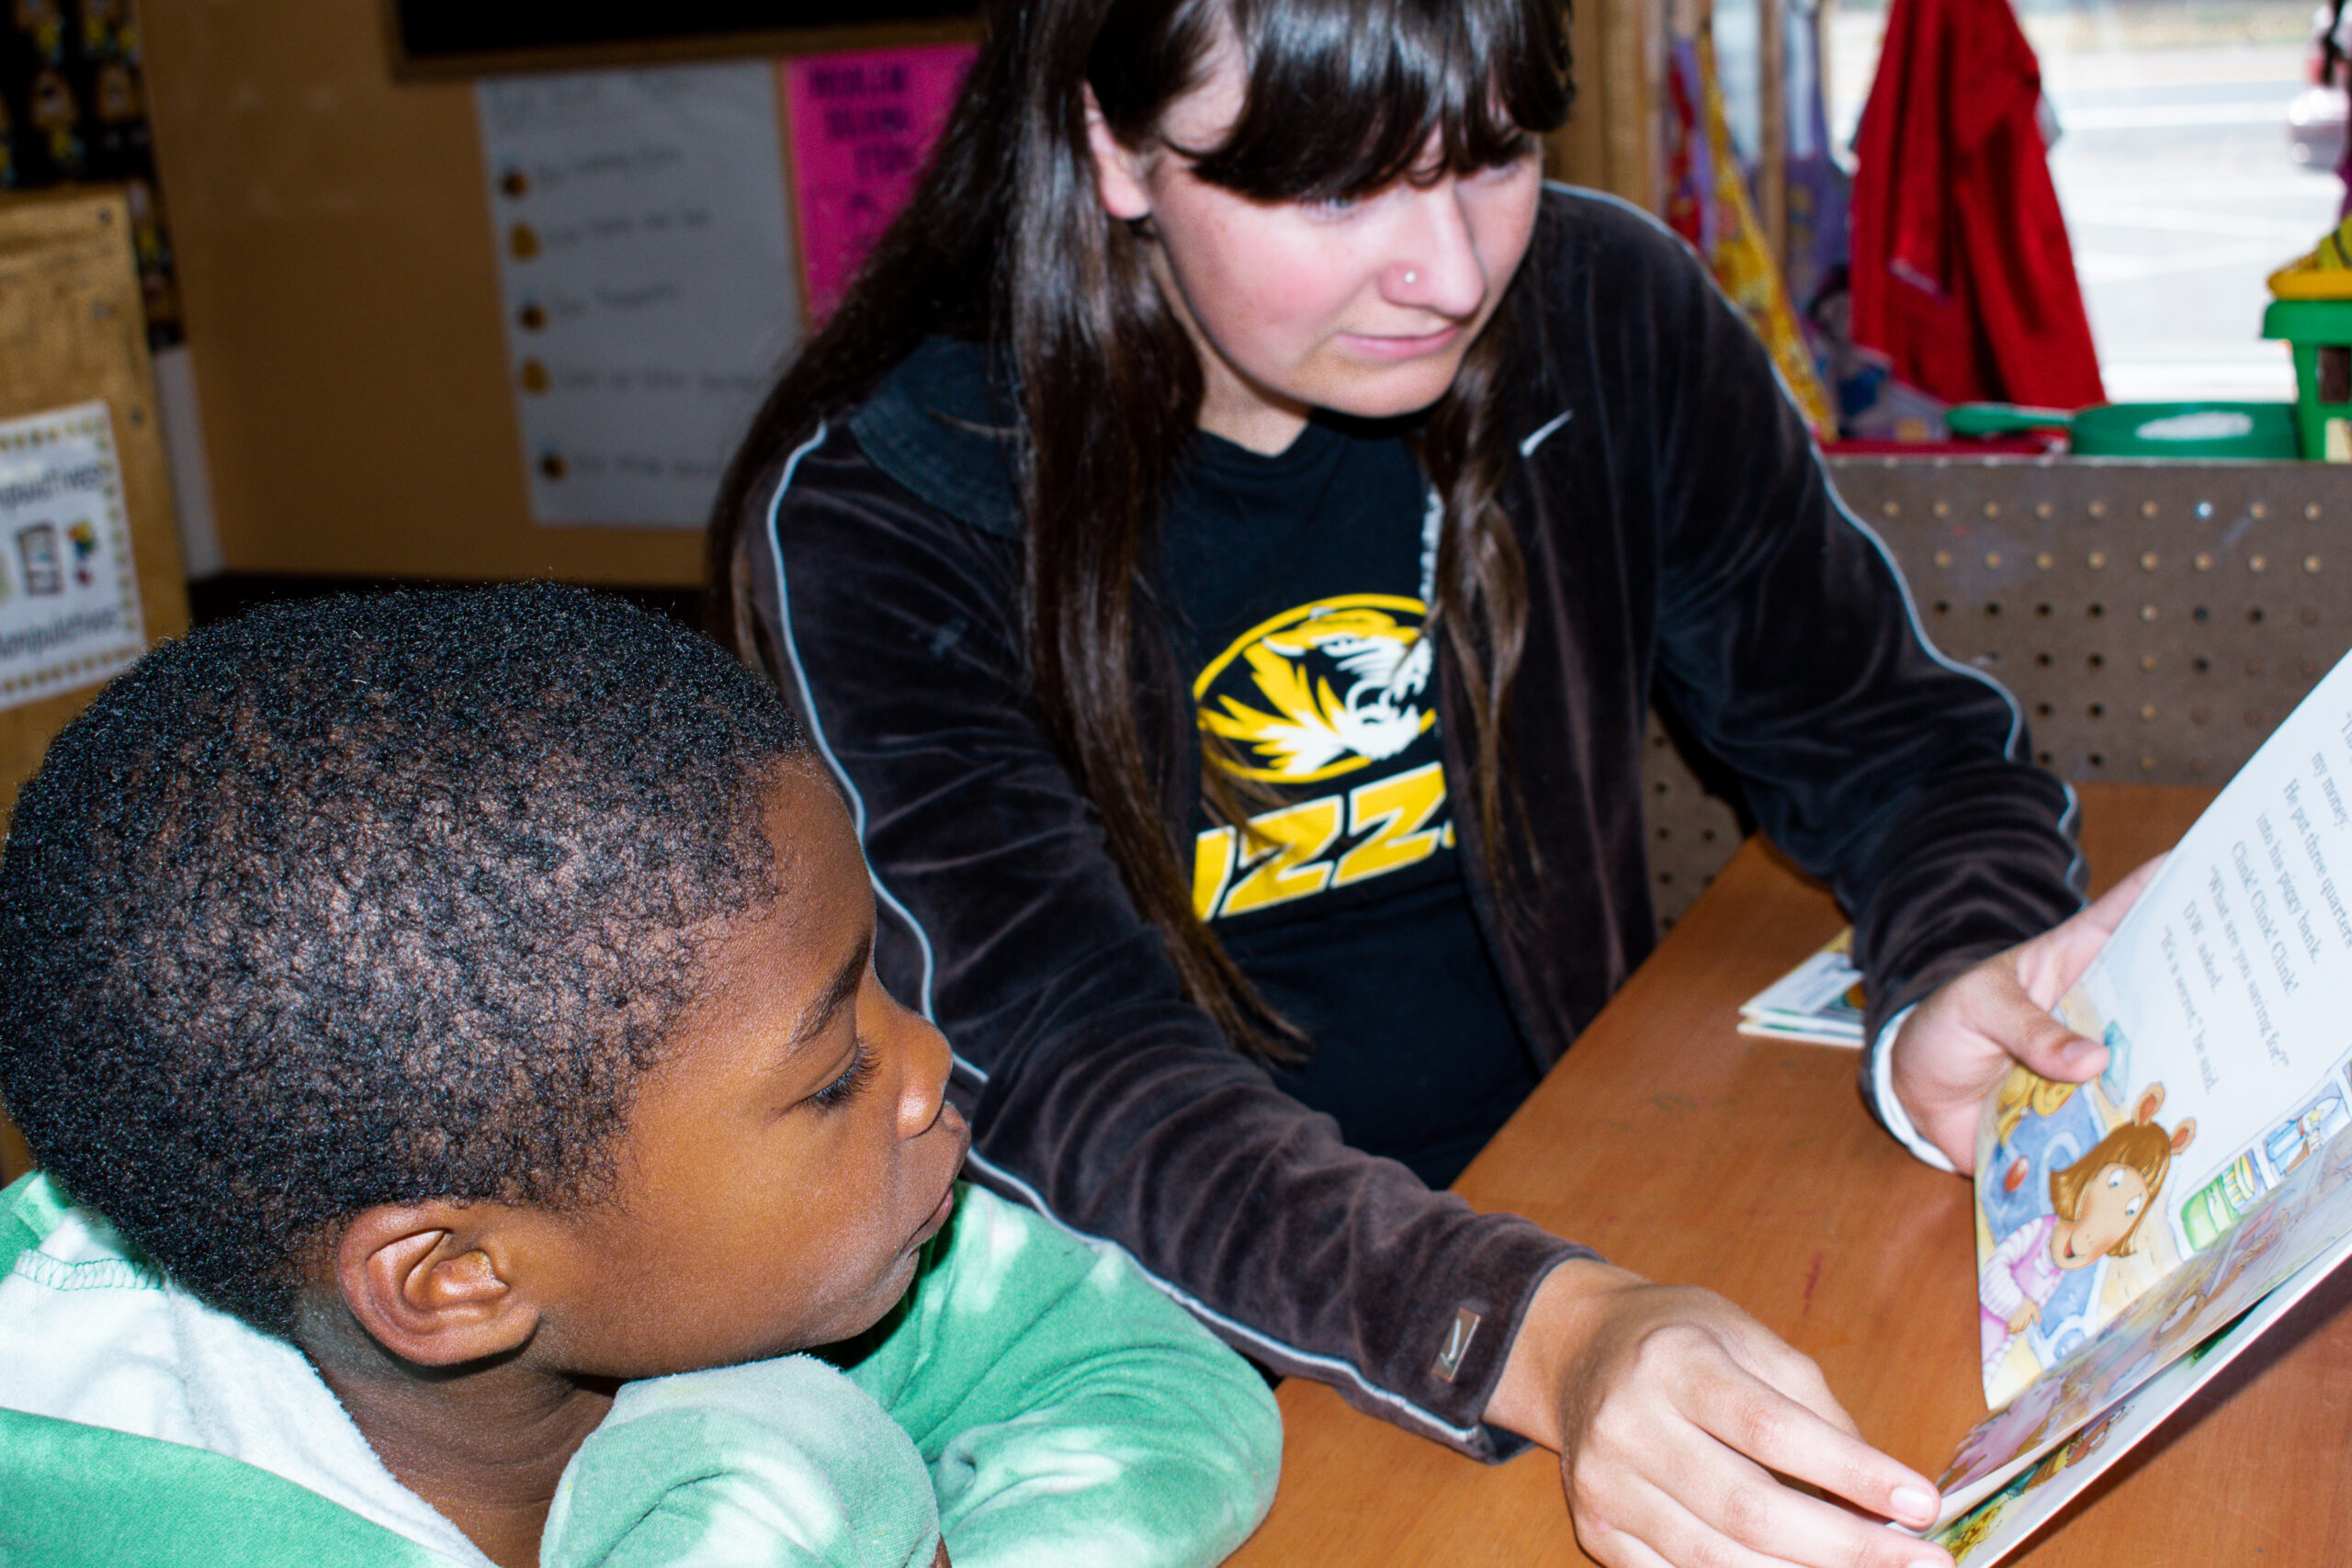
left=1736, top=929, right=1866, bottom=1046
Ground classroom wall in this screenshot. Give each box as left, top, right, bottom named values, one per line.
left=138, top=1, right=1654, bottom=590
left=141, top=0, right=715, bottom=585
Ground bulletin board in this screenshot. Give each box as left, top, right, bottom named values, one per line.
left=0, top=186, right=186, bottom=829
left=139, top=0, right=990, bottom=588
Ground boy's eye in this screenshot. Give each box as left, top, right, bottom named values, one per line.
left=810, top=1037, right=879, bottom=1110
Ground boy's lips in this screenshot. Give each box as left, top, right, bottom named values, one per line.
left=910, top=1116, right=971, bottom=1248
left=913, top=1181, right=956, bottom=1248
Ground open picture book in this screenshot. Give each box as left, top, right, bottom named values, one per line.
left=1927, top=643, right=2352, bottom=1561
left=1744, top=644, right=2352, bottom=1562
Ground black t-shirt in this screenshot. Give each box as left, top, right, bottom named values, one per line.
left=1159, top=415, right=1537, bottom=1188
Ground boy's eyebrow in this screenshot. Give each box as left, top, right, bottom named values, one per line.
left=786, top=933, right=871, bottom=1055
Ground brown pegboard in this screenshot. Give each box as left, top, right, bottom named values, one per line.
left=1637, top=458, right=2352, bottom=939
left=1832, top=457, right=2352, bottom=785
left=1641, top=709, right=1746, bottom=931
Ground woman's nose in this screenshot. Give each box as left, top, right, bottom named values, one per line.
left=1380, top=179, right=1487, bottom=318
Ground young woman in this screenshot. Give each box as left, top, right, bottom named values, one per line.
left=710, top=1, right=2133, bottom=1561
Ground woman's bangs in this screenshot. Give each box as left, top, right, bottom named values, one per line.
left=1186, top=0, right=1567, bottom=202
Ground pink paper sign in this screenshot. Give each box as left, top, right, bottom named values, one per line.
left=783, top=42, right=978, bottom=326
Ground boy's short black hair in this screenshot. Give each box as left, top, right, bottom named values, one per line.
left=0, top=584, right=808, bottom=1336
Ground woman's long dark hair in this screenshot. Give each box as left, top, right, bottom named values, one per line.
left=710, top=0, right=1571, bottom=1056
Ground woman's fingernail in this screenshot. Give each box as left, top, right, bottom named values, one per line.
left=1892, top=1484, right=1938, bottom=1521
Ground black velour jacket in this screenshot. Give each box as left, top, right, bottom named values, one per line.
left=736, top=186, right=2084, bottom=1457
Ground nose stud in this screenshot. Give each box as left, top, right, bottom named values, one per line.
left=1402, top=269, right=1419, bottom=285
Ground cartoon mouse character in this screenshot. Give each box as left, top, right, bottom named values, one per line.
left=1980, top=1084, right=2196, bottom=1380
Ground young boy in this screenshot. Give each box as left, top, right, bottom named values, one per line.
left=0, top=585, right=1280, bottom=1568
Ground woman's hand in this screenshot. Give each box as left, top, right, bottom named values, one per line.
left=1888, top=856, right=2165, bottom=1173
left=1488, top=1260, right=1950, bottom=1567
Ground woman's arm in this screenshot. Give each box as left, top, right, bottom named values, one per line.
left=1577, top=192, right=2085, bottom=1145
left=742, top=421, right=1581, bottom=1460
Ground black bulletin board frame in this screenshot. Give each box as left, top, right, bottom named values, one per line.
left=384, top=1, right=982, bottom=77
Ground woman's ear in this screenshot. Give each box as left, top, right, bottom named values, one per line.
left=334, top=1202, right=540, bottom=1368
left=1083, top=85, right=1155, bottom=221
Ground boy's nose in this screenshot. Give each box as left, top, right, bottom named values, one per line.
left=1381, top=179, right=1487, bottom=319
left=897, top=1009, right=955, bottom=1137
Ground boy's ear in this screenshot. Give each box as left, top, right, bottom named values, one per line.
left=1083, top=85, right=1154, bottom=221
left=334, top=1203, right=540, bottom=1368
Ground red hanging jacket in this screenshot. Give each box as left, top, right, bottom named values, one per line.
left=1849, top=0, right=2105, bottom=408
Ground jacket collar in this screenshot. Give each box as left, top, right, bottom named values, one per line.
left=847, top=336, right=1025, bottom=539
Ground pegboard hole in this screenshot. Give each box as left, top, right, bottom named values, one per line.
left=2193, top=605, right=2210, bottom=623
left=2087, top=653, right=2105, bottom=669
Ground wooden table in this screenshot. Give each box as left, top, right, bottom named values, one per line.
left=1228, top=783, right=2352, bottom=1565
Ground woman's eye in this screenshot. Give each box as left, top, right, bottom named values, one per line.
left=811, top=1038, right=879, bottom=1110
left=2124, top=1198, right=2143, bottom=1219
